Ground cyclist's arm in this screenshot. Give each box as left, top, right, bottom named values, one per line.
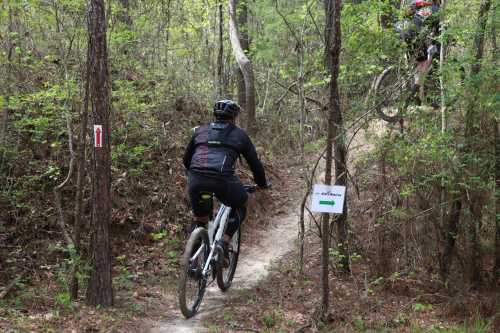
left=241, top=136, right=267, bottom=188
left=183, top=136, right=196, bottom=170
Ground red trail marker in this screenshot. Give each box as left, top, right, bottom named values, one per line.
left=94, top=125, right=102, bottom=148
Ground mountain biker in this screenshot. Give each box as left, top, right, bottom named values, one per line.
left=402, top=0, right=441, bottom=103
left=183, top=99, right=269, bottom=257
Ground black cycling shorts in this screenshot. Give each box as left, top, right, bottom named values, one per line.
left=187, top=171, right=248, bottom=235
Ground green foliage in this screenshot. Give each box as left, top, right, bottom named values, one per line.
left=54, top=292, right=72, bottom=310
left=261, top=308, right=283, bottom=328
left=150, top=229, right=168, bottom=241
left=113, top=267, right=135, bottom=290
left=412, top=302, right=433, bottom=312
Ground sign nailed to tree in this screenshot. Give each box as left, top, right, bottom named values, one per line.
left=311, top=184, right=346, bottom=214
left=94, top=125, right=102, bottom=148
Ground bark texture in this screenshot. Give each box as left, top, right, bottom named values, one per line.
left=216, top=2, right=224, bottom=98
left=463, top=0, right=491, bottom=287
left=86, top=0, right=114, bottom=307
left=495, top=120, right=499, bottom=282
left=326, top=0, right=349, bottom=272
left=320, top=0, right=344, bottom=319
left=70, top=59, right=90, bottom=300
left=236, top=0, right=249, bottom=112
left=228, top=0, right=256, bottom=135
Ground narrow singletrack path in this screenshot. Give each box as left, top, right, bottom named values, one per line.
left=150, top=207, right=300, bottom=333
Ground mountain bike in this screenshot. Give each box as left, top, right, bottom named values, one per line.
left=178, top=184, right=257, bottom=318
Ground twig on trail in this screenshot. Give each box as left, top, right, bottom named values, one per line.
left=295, top=323, right=312, bottom=333
left=231, top=325, right=260, bottom=332
left=0, top=271, right=26, bottom=299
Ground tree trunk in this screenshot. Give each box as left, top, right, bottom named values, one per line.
left=326, top=0, right=349, bottom=272
left=0, top=98, right=8, bottom=147
left=229, top=0, right=255, bottom=135
left=324, top=0, right=333, bottom=72
left=495, top=120, right=499, bottom=283
left=320, top=0, right=344, bottom=320
left=1, top=4, right=14, bottom=150
left=439, top=198, right=462, bottom=284
left=70, top=57, right=90, bottom=301
left=85, top=0, right=113, bottom=307
left=464, top=0, right=491, bottom=287
left=236, top=0, right=249, bottom=111
left=216, top=1, right=224, bottom=98
left=492, top=5, right=500, bottom=285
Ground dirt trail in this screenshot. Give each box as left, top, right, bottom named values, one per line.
left=150, top=206, right=300, bottom=333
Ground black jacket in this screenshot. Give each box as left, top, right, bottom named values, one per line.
left=183, top=121, right=267, bottom=187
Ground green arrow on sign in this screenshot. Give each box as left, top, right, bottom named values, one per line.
left=319, top=200, right=335, bottom=206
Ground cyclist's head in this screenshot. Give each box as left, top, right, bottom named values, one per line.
left=213, top=100, right=241, bottom=121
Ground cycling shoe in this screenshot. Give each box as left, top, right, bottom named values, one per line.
left=216, top=239, right=231, bottom=268
left=187, top=260, right=202, bottom=280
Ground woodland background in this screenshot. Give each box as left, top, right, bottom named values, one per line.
left=0, top=0, right=498, bottom=332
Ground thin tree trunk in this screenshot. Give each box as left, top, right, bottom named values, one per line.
left=492, top=4, right=500, bottom=285
left=440, top=198, right=462, bottom=283
left=320, top=191, right=331, bottom=320
left=297, top=26, right=306, bottom=275
left=324, top=0, right=333, bottom=72
left=70, top=58, right=90, bottom=301
left=229, top=0, right=255, bottom=134
left=439, top=1, right=447, bottom=233
left=320, top=0, right=343, bottom=320
left=376, top=147, right=391, bottom=276
left=236, top=0, right=249, bottom=111
left=216, top=1, right=224, bottom=98
left=327, top=0, right=349, bottom=272
left=86, top=0, right=113, bottom=307
left=53, top=113, right=76, bottom=247
left=1, top=3, right=14, bottom=150
left=494, top=119, right=499, bottom=283
left=464, top=0, right=491, bottom=287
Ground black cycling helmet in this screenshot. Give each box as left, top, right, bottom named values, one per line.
left=213, top=99, right=241, bottom=119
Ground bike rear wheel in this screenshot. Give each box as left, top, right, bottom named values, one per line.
left=372, top=66, right=410, bottom=123
left=178, top=227, right=209, bottom=318
left=216, top=227, right=241, bottom=291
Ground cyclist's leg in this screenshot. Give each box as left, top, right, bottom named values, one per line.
left=226, top=206, right=247, bottom=240
left=214, top=175, right=248, bottom=242
left=187, top=171, right=214, bottom=231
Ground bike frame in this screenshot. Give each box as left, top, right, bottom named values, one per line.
left=189, top=204, right=232, bottom=279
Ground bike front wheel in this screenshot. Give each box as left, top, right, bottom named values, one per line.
left=372, top=66, right=410, bottom=123
left=178, top=227, right=209, bottom=318
left=216, top=227, right=241, bottom=291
